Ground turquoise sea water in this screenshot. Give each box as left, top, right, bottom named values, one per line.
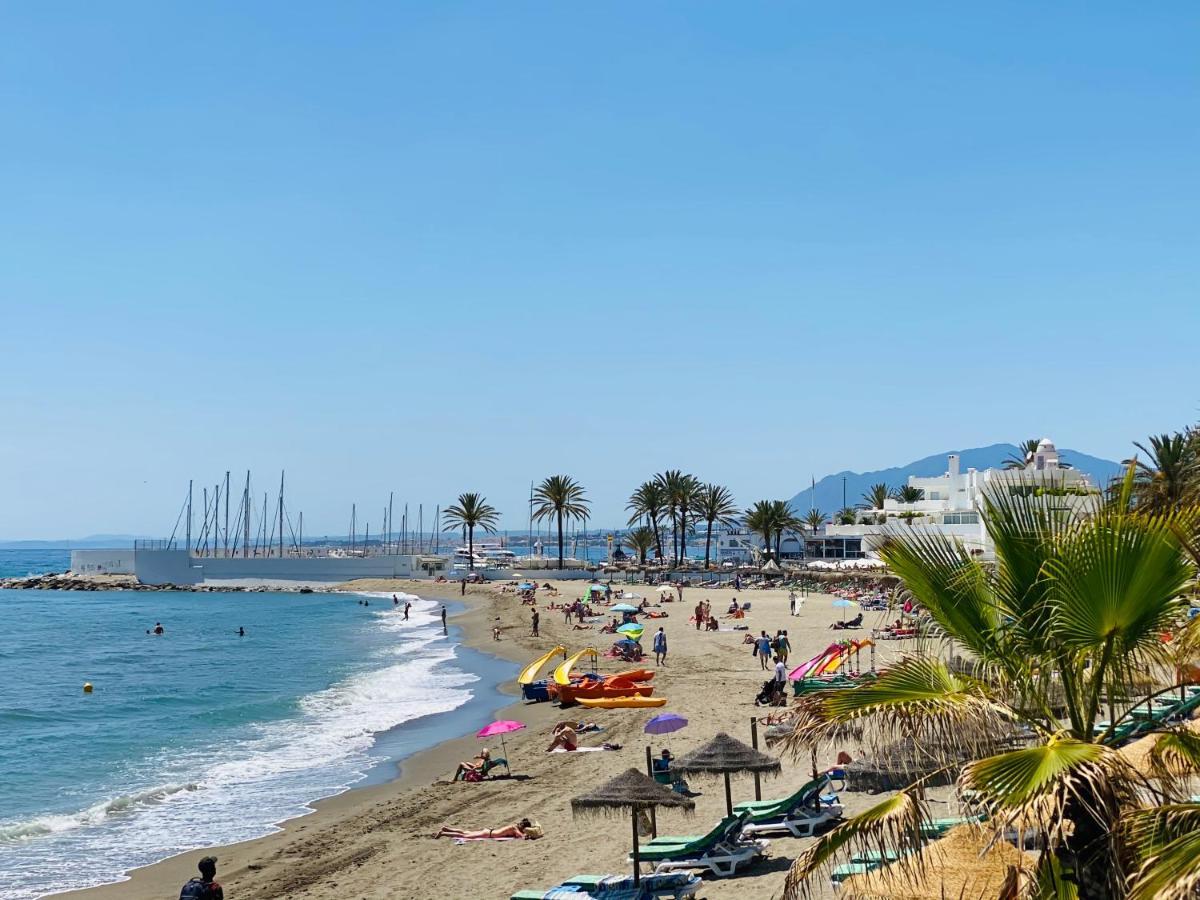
left=0, top=549, right=71, bottom=578
left=0, top=585, right=515, bottom=899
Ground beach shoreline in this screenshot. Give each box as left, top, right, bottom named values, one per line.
left=56, top=577, right=890, bottom=900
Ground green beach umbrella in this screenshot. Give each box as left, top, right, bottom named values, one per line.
left=617, top=623, right=644, bottom=639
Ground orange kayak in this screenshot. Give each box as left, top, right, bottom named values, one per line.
left=557, top=678, right=655, bottom=705
left=578, top=695, right=668, bottom=709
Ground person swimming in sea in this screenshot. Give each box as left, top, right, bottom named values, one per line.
left=152, top=622, right=164, bottom=635
left=237, top=627, right=245, bottom=637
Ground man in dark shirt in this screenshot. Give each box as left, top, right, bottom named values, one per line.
left=179, top=856, right=223, bottom=900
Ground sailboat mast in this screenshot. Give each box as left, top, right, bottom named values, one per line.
left=224, top=471, right=230, bottom=557
left=388, top=491, right=394, bottom=554
left=278, top=471, right=285, bottom=558
left=186, top=480, right=193, bottom=554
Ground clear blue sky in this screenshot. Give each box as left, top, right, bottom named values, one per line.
left=1, top=2, right=1197, bottom=540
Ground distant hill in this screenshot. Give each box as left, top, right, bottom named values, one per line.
left=0, top=535, right=148, bottom=549
left=788, top=443, right=1124, bottom=513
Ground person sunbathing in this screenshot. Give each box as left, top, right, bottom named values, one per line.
left=434, top=818, right=543, bottom=840
left=547, top=723, right=578, bottom=752
left=453, top=747, right=491, bottom=780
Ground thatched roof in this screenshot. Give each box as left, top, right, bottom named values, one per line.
left=841, top=825, right=1034, bottom=900
left=672, top=732, right=782, bottom=777
left=570, top=768, right=696, bottom=818
left=1118, top=720, right=1200, bottom=773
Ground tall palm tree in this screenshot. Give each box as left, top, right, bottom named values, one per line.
left=743, top=500, right=779, bottom=561
left=1130, top=431, right=1199, bottom=514
left=440, top=493, right=499, bottom=569
left=803, top=508, right=826, bottom=534
left=1003, top=438, right=1042, bottom=469
left=625, top=526, right=656, bottom=565
left=531, top=475, right=590, bottom=570
left=772, top=500, right=803, bottom=559
left=860, top=482, right=891, bottom=511
left=836, top=506, right=857, bottom=525
left=675, top=474, right=702, bottom=564
left=626, top=480, right=666, bottom=561
left=655, top=470, right=691, bottom=565
left=893, top=485, right=925, bottom=504
left=780, top=472, right=1200, bottom=900
left=696, top=483, right=740, bottom=569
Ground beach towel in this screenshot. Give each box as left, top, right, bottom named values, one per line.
left=550, top=745, right=609, bottom=753
left=453, top=836, right=518, bottom=844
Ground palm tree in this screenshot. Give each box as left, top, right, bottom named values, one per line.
left=696, top=483, right=740, bottom=569
left=836, top=506, right=856, bottom=525
left=440, top=493, right=499, bottom=569
left=531, top=475, right=590, bottom=569
left=779, top=471, right=1200, bottom=900
left=860, top=482, right=891, bottom=511
left=803, top=508, right=826, bottom=534
left=626, top=480, right=666, bottom=561
left=1003, top=438, right=1042, bottom=469
left=1130, top=431, right=1198, bottom=514
left=893, top=485, right=925, bottom=504
left=655, top=470, right=694, bottom=565
left=743, top=500, right=779, bottom=561
left=625, top=526, right=656, bottom=565
left=771, top=500, right=803, bottom=560
left=675, top=474, right=702, bottom=564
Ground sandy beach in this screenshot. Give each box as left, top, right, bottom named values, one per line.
left=59, top=577, right=905, bottom=900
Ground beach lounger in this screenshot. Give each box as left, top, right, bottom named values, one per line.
left=919, top=814, right=985, bottom=838
left=635, top=812, right=768, bottom=878
left=735, top=775, right=843, bottom=838
left=830, top=861, right=877, bottom=884
left=510, top=872, right=700, bottom=900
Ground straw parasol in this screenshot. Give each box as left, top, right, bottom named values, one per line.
left=672, top=732, right=782, bottom=816
left=571, top=768, right=694, bottom=886
left=1118, top=719, right=1200, bottom=773
left=841, top=825, right=1035, bottom=899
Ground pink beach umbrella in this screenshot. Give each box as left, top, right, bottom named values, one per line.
left=476, top=719, right=526, bottom=773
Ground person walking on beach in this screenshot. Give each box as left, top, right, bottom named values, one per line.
left=531, top=609, right=540, bottom=637
left=789, top=591, right=797, bottom=616
left=757, top=631, right=772, bottom=670
left=461, top=578, right=466, bottom=596
left=441, top=605, right=448, bottom=635
left=179, top=855, right=223, bottom=900
left=777, top=629, right=791, bottom=664
left=694, top=601, right=704, bottom=630
left=403, top=600, right=411, bottom=620
left=653, top=626, right=668, bottom=666
left=773, top=654, right=788, bottom=693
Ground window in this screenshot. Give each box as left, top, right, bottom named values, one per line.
left=942, top=513, right=979, bottom=525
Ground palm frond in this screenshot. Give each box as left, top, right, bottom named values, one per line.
left=1124, top=803, right=1200, bottom=900
left=782, top=790, right=927, bottom=900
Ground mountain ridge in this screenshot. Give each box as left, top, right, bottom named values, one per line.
left=788, top=443, right=1124, bottom=513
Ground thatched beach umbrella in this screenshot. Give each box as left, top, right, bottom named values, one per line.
left=672, top=732, right=782, bottom=816
left=839, top=825, right=1034, bottom=899
left=571, top=768, right=695, bottom=887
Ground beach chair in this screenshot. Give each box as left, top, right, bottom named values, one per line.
left=735, top=775, right=843, bottom=838
left=919, top=813, right=985, bottom=839
left=556, top=872, right=702, bottom=899
left=634, top=811, right=768, bottom=878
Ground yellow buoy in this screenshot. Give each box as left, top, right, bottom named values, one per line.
left=83, top=682, right=93, bottom=694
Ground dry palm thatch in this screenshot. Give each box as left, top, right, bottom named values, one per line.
left=570, top=768, right=695, bottom=818
left=672, top=732, right=782, bottom=815
left=840, top=825, right=1035, bottom=900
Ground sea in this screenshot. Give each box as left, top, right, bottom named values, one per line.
left=0, top=551, right=517, bottom=899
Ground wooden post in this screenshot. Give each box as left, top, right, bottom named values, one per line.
left=631, top=807, right=641, bottom=887
left=723, top=772, right=733, bottom=817
left=644, top=745, right=657, bottom=838
left=750, top=717, right=762, bottom=800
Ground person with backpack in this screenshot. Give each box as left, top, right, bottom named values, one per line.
left=179, top=856, right=223, bottom=900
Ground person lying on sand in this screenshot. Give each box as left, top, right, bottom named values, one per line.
left=434, top=818, right=543, bottom=840
left=547, top=723, right=577, bottom=752
left=453, top=747, right=491, bottom=780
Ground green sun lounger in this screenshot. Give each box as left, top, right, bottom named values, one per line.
left=635, top=812, right=768, bottom=878
left=735, top=775, right=843, bottom=838
left=919, top=814, right=985, bottom=838
left=831, top=861, right=878, bottom=884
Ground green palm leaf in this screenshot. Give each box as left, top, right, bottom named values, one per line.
left=782, top=790, right=927, bottom=900
left=1124, top=804, right=1200, bottom=900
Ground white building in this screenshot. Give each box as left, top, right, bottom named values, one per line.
left=825, top=439, right=1100, bottom=559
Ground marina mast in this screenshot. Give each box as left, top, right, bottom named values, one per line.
left=186, top=480, right=193, bottom=553
left=278, top=471, right=285, bottom=559
left=242, top=471, right=251, bottom=558
left=224, top=471, right=230, bottom=557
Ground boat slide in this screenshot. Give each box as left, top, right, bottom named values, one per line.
left=518, top=645, right=567, bottom=685
left=554, top=647, right=598, bottom=685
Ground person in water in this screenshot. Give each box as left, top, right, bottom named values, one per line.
left=403, top=601, right=411, bottom=620
left=237, top=627, right=245, bottom=637
left=178, top=855, right=223, bottom=899
left=392, top=594, right=399, bottom=606
left=153, top=622, right=164, bottom=635
left=441, top=605, right=448, bottom=634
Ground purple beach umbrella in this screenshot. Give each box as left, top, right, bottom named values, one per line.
left=643, top=713, right=689, bottom=735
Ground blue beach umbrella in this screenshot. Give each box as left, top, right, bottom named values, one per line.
left=831, top=599, right=856, bottom=608
left=611, top=603, right=640, bottom=613
left=617, top=623, right=645, bottom=639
